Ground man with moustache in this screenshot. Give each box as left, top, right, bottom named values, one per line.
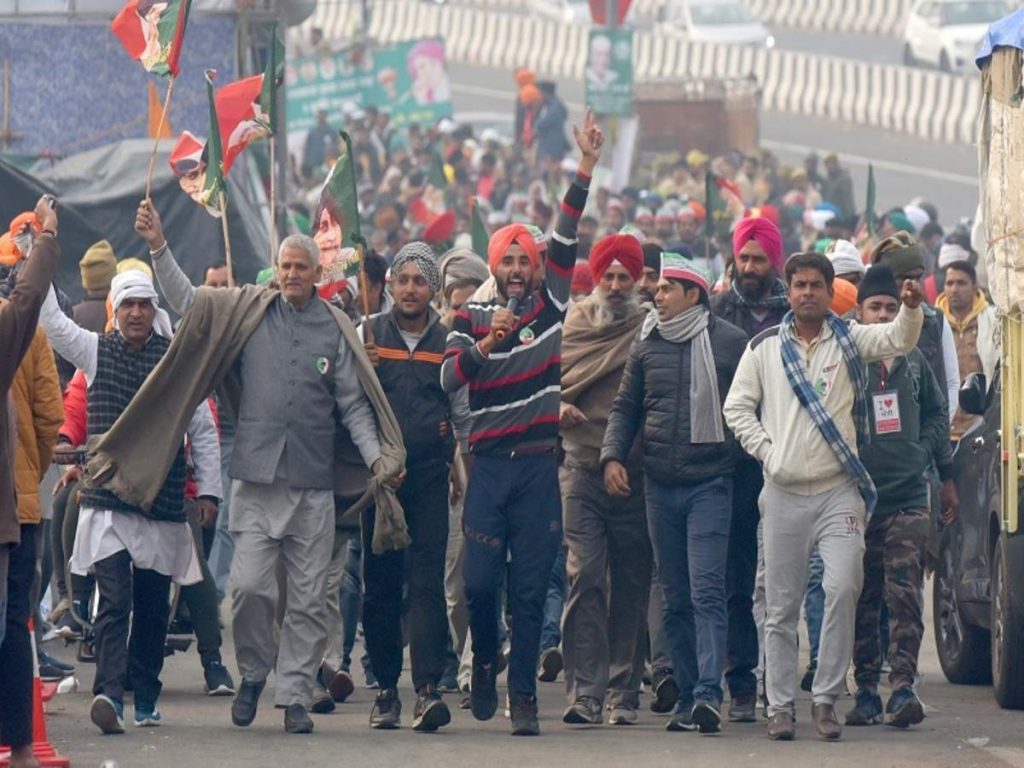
left=558, top=234, right=651, bottom=727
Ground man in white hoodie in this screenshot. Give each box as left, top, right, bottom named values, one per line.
left=723, top=251, right=923, bottom=743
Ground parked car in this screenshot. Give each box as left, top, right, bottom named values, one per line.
left=903, top=0, right=1010, bottom=71
left=933, top=371, right=1024, bottom=708
left=657, top=0, right=774, bottom=47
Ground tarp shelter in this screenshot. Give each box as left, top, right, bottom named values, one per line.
left=0, top=139, right=270, bottom=303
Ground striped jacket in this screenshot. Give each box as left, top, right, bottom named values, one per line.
left=441, top=172, right=590, bottom=455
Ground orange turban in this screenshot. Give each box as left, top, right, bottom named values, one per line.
left=487, top=224, right=540, bottom=275
left=0, top=234, right=19, bottom=267
left=830, top=277, right=857, bottom=316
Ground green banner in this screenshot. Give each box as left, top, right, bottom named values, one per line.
left=286, top=38, right=454, bottom=133
left=585, top=27, right=633, bottom=117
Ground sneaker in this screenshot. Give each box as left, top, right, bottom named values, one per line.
left=470, top=659, right=498, bottom=721
left=885, top=686, right=925, bottom=729
left=90, top=694, right=125, bottom=735
left=510, top=694, right=540, bottom=736
left=650, top=673, right=679, bottom=714
left=412, top=686, right=451, bottom=732
left=203, top=661, right=236, bottom=696
left=608, top=703, right=638, bottom=725
left=800, top=661, right=817, bottom=693
left=728, top=692, right=757, bottom=723
left=310, top=686, right=336, bottom=714
left=369, top=688, right=402, bottom=729
left=562, top=695, right=602, bottom=725
left=438, top=672, right=460, bottom=694
left=134, top=701, right=162, bottom=727
left=54, top=610, right=83, bottom=641
left=845, top=689, right=883, bottom=726
left=691, top=700, right=722, bottom=734
left=666, top=704, right=697, bottom=732
left=364, top=667, right=380, bottom=690
left=37, top=651, right=74, bottom=681
left=537, top=646, right=563, bottom=682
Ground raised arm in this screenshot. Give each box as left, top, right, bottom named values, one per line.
left=136, top=200, right=198, bottom=315
left=851, top=281, right=924, bottom=363
left=39, top=285, right=98, bottom=382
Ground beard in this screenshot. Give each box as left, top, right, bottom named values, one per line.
left=735, top=271, right=771, bottom=299
left=592, top=289, right=642, bottom=329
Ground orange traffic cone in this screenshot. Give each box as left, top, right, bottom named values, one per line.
left=0, top=619, right=71, bottom=767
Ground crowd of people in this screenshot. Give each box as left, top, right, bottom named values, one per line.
left=0, top=93, right=997, bottom=763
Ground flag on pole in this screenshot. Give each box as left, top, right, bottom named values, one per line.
left=313, top=132, right=363, bottom=300
left=865, top=163, right=877, bottom=237
left=199, top=69, right=227, bottom=217
left=112, top=0, right=192, bottom=78
left=470, top=198, right=489, bottom=260
left=214, top=74, right=267, bottom=176
left=260, top=22, right=285, bottom=136
left=428, top=149, right=448, bottom=190
left=147, top=81, right=174, bottom=138
left=705, top=172, right=740, bottom=240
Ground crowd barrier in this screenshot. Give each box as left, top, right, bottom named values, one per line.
left=311, top=0, right=980, bottom=145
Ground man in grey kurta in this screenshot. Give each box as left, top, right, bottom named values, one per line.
left=136, top=203, right=384, bottom=734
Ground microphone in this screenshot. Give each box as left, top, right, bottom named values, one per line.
left=494, top=295, right=521, bottom=341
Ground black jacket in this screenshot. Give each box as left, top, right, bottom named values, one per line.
left=601, top=312, right=748, bottom=486
left=710, top=286, right=788, bottom=340
left=368, top=308, right=453, bottom=466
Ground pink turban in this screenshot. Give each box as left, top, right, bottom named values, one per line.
left=733, top=216, right=784, bottom=272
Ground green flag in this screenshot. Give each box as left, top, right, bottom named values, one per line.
left=201, top=69, right=227, bottom=216
left=705, top=172, right=736, bottom=241
left=313, top=131, right=364, bottom=292
left=428, top=149, right=448, bottom=189
left=470, top=198, right=489, bottom=260
left=865, top=163, right=877, bottom=237
left=259, top=22, right=285, bottom=135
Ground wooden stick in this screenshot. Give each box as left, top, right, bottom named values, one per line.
left=145, top=78, right=176, bottom=201
left=357, top=241, right=372, bottom=342
left=269, top=138, right=278, bottom=266
left=219, top=190, right=235, bottom=288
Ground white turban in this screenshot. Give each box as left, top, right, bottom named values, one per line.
left=938, top=242, right=971, bottom=269
left=110, top=269, right=173, bottom=339
left=825, top=239, right=866, bottom=277
left=903, top=205, right=930, bottom=235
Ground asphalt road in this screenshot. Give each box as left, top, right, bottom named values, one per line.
left=449, top=62, right=979, bottom=225
left=38, top=578, right=1024, bottom=768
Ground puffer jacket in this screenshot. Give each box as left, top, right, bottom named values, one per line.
left=11, top=324, right=64, bottom=523
left=601, top=312, right=747, bottom=486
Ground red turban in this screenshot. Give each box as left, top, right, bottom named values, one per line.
left=588, top=234, right=643, bottom=282
left=488, top=224, right=541, bottom=274
left=733, top=215, right=784, bottom=272
left=571, top=262, right=594, bottom=296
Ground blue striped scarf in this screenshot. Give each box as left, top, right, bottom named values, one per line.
left=779, top=310, right=877, bottom=516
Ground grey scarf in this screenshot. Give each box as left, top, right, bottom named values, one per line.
left=641, top=305, right=725, bottom=443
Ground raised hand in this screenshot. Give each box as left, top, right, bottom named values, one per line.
left=572, top=107, right=604, bottom=174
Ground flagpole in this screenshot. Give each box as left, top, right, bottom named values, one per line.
left=357, top=241, right=373, bottom=342
left=219, top=190, right=236, bottom=288
left=269, top=138, right=278, bottom=265
left=145, top=78, right=176, bottom=201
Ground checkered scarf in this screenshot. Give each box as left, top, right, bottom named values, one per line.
left=779, top=310, right=877, bottom=516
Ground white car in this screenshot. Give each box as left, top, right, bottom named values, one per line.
left=656, top=0, right=774, bottom=47
left=903, top=0, right=1009, bottom=71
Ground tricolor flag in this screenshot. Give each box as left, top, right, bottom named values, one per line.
left=168, top=129, right=221, bottom=216
left=214, top=74, right=267, bottom=176
left=313, top=132, right=363, bottom=301
left=112, top=0, right=192, bottom=78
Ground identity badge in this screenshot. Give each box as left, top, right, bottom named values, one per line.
left=873, top=391, right=901, bottom=434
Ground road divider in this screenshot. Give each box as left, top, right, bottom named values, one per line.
left=312, top=0, right=980, bottom=145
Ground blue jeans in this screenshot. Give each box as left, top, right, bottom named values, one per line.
left=463, top=454, right=562, bottom=699
left=645, top=475, right=732, bottom=707
left=540, top=545, right=566, bottom=651
left=805, top=549, right=825, bottom=665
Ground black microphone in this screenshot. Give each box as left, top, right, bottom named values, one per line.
left=495, top=295, right=521, bottom=341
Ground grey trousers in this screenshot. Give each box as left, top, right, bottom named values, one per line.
left=230, top=479, right=334, bottom=707
left=760, top=479, right=865, bottom=715
left=561, top=465, right=652, bottom=708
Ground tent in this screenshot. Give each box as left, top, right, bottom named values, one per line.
left=0, top=139, right=270, bottom=303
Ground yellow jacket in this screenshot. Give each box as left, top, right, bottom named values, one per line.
left=11, top=323, right=64, bottom=524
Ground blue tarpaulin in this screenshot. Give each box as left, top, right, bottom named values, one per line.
left=977, top=7, right=1024, bottom=68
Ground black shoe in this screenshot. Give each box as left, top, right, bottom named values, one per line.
left=370, top=688, right=402, bottom=729
left=885, top=687, right=925, bottom=729
left=37, top=651, right=74, bottom=681
left=728, top=692, right=757, bottom=723
left=846, top=689, right=883, bottom=726
left=666, top=706, right=697, bottom=732
left=203, top=661, right=236, bottom=696
left=470, top=659, right=498, bottom=721
left=650, top=674, right=679, bottom=714
left=510, top=694, right=540, bottom=736
left=800, top=662, right=817, bottom=693
left=562, top=696, right=602, bottom=725
left=284, top=703, right=314, bottom=734
left=412, top=686, right=451, bottom=732
left=310, top=686, right=336, bottom=714
left=691, top=700, right=722, bottom=734
left=231, top=679, right=266, bottom=727
left=537, top=646, right=563, bottom=682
